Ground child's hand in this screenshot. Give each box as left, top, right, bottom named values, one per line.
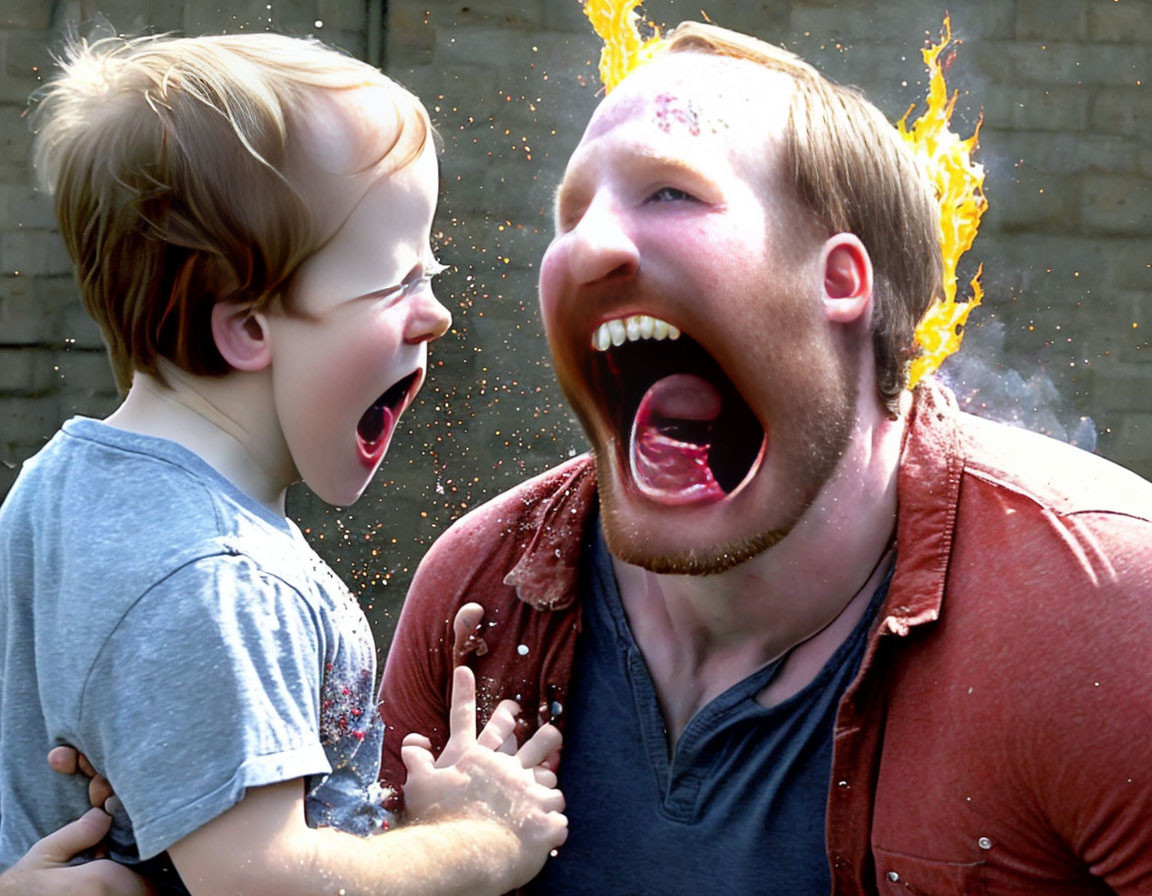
left=401, top=665, right=567, bottom=872
left=451, top=601, right=487, bottom=661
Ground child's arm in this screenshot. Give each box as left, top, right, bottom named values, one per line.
left=0, top=809, right=153, bottom=896
left=167, top=665, right=566, bottom=896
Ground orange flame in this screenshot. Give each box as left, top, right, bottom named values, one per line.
left=901, top=15, right=987, bottom=389
left=581, top=0, right=664, bottom=93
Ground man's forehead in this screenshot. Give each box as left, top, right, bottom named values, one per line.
left=582, top=53, right=792, bottom=143
left=558, top=54, right=792, bottom=196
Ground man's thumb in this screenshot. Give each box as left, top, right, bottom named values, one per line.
left=25, top=808, right=111, bottom=864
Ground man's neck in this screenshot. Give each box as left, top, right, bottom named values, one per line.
left=104, top=363, right=294, bottom=514
left=611, top=391, right=907, bottom=746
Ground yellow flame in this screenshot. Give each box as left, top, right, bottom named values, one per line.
left=901, top=15, right=988, bottom=389
left=581, top=0, right=665, bottom=93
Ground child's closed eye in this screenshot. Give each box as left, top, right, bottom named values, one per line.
left=371, top=259, right=447, bottom=304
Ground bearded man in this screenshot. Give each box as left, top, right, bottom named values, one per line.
left=379, top=21, right=1152, bottom=895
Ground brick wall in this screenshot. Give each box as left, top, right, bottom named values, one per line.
left=2, top=0, right=1149, bottom=641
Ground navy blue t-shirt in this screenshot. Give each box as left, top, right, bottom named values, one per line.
left=525, top=519, right=889, bottom=895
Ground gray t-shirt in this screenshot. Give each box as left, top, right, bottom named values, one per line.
left=0, top=418, right=391, bottom=874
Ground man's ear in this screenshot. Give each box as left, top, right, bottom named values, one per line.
left=210, top=301, right=272, bottom=372
left=821, top=233, right=873, bottom=324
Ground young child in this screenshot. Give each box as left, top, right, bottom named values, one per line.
left=0, top=31, right=566, bottom=895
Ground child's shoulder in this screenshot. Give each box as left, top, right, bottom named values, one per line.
left=6, top=416, right=300, bottom=576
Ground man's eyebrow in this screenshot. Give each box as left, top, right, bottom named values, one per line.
left=554, top=148, right=720, bottom=218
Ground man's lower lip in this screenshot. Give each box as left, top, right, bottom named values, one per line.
left=628, top=438, right=727, bottom=505
left=614, top=426, right=768, bottom=506
left=632, top=482, right=727, bottom=505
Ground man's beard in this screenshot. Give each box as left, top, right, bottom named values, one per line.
left=595, top=371, right=859, bottom=577
left=600, top=509, right=791, bottom=575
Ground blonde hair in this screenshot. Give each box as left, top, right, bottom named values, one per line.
left=660, top=23, right=943, bottom=411
left=31, top=32, right=431, bottom=393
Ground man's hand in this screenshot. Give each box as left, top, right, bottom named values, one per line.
left=48, top=746, right=116, bottom=814
left=0, top=809, right=153, bottom=896
left=401, top=664, right=567, bottom=881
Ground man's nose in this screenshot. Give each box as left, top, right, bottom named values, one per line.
left=563, top=198, right=640, bottom=287
left=404, top=290, right=452, bottom=345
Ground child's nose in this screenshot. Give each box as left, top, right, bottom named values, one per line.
left=404, top=291, right=452, bottom=344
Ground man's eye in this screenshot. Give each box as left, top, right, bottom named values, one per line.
left=649, top=186, right=694, bottom=203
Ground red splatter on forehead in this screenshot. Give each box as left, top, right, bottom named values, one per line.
left=653, top=93, right=701, bottom=136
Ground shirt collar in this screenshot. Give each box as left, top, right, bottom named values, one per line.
left=881, top=378, right=965, bottom=636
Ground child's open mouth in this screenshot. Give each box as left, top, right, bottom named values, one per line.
left=356, top=370, right=421, bottom=466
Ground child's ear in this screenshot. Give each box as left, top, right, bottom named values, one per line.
left=210, top=301, right=272, bottom=372
left=821, top=233, right=873, bottom=324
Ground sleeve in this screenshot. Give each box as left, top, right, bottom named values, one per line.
left=1015, top=514, right=1152, bottom=892
left=78, top=554, right=333, bottom=860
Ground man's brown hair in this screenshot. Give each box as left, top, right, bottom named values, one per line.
left=660, top=22, right=944, bottom=411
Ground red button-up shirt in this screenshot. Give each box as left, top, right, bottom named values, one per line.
left=381, top=381, right=1152, bottom=893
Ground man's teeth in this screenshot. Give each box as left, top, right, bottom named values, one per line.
left=592, top=315, right=681, bottom=352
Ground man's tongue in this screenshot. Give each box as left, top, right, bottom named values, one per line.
left=628, top=373, right=726, bottom=504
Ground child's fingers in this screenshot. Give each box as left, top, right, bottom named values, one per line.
left=447, top=665, right=478, bottom=746
left=452, top=602, right=485, bottom=658
left=25, top=807, right=111, bottom=864
left=533, top=767, right=558, bottom=788
left=401, top=732, right=433, bottom=751
left=539, top=787, right=566, bottom=815
left=550, top=814, right=570, bottom=848
left=540, top=746, right=562, bottom=774
left=400, top=742, right=436, bottom=779
left=475, top=699, right=519, bottom=751
left=516, top=722, right=563, bottom=769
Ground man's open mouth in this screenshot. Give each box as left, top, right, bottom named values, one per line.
left=356, top=370, right=421, bottom=461
left=588, top=314, right=765, bottom=504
